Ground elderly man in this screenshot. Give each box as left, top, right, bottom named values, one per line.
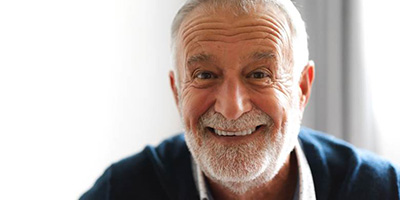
left=81, top=0, right=400, bottom=199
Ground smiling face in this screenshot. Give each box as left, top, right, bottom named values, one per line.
left=170, top=3, right=313, bottom=194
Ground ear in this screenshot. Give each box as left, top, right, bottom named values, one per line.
left=299, top=61, right=315, bottom=111
left=169, top=70, right=180, bottom=108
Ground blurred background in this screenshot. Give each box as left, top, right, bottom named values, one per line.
left=0, top=0, right=399, bottom=199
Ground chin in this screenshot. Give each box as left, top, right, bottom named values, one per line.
left=184, top=106, right=302, bottom=194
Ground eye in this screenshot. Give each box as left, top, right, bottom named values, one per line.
left=195, top=71, right=216, bottom=79
left=247, top=71, right=270, bottom=79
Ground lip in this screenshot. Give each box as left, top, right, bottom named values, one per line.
left=207, top=125, right=267, bottom=144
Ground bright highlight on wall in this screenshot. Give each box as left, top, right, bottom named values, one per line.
left=361, top=0, right=400, bottom=164
left=0, top=0, right=183, bottom=199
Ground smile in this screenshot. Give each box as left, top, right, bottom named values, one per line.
left=207, top=126, right=263, bottom=136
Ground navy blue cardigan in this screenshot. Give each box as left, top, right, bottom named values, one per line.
left=80, top=127, right=400, bottom=200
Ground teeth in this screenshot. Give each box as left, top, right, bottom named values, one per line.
left=214, top=127, right=258, bottom=136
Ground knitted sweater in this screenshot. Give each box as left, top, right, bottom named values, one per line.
left=80, top=127, right=400, bottom=200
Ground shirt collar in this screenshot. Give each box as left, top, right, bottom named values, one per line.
left=191, top=141, right=316, bottom=200
left=294, top=140, right=316, bottom=200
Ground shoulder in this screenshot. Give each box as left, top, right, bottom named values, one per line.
left=299, top=127, right=400, bottom=200
left=80, top=134, right=198, bottom=200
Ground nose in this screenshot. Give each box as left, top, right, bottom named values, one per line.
left=214, top=78, right=252, bottom=120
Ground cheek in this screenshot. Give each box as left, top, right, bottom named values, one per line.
left=251, top=89, right=291, bottom=129
left=180, top=87, right=216, bottom=131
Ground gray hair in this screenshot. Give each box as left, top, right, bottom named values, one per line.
left=171, top=0, right=309, bottom=84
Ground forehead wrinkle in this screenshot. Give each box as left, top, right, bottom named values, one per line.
left=180, top=9, right=289, bottom=42
left=184, top=29, right=284, bottom=61
left=184, top=37, right=281, bottom=69
left=184, top=34, right=281, bottom=64
left=179, top=16, right=288, bottom=56
left=181, top=15, right=284, bottom=40
left=178, top=9, right=292, bottom=75
left=186, top=37, right=282, bottom=57
left=254, top=16, right=286, bottom=40
left=180, top=17, right=227, bottom=39
left=258, top=16, right=289, bottom=45
left=229, top=14, right=285, bottom=33
left=182, top=25, right=284, bottom=54
left=184, top=32, right=282, bottom=51
left=182, top=14, right=283, bottom=32
left=183, top=24, right=282, bottom=45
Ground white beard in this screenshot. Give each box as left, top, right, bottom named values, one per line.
left=183, top=97, right=302, bottom=194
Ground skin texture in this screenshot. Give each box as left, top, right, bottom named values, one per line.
left=169, top=3, right=314, bottom=200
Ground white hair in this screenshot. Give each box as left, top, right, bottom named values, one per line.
left=171, top=0, right=309, bottom=84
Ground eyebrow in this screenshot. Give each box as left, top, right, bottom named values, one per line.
left=251, top=51, right=276, bottom=61
left=187, top=53, right=212, bottom=65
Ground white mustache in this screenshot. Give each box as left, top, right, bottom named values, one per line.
left=199, top=107, right=274, bottom=131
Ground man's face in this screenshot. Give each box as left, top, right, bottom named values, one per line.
left=170, top=4, right=311, bottom=193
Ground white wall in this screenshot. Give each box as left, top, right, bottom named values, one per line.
left=361, top=0, right=400, bottom=165
left=294, top=0, right=400, bottom=165
left=0, top=0, right=184, bottom=199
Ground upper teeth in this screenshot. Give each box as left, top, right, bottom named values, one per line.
left=214, top=127, right=257, bottom=136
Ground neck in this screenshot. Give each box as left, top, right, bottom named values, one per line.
left=206, top=151, right=298, bottom=200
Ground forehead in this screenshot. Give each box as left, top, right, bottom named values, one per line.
left=177, top=4, right=291, bottom=61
